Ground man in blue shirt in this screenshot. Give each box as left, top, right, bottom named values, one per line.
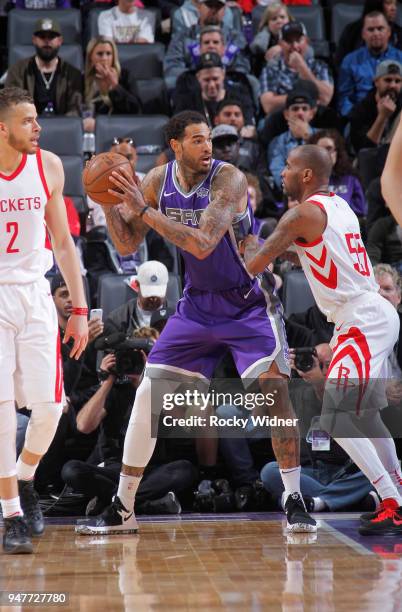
left=268, top=90, right=317, bottom=191
left=338, top=11, right=402, bottom=117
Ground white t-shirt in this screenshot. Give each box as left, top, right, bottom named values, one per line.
left=98, top=7, right=155, bottom=43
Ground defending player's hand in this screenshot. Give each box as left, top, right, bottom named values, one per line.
left=64, top=315, right=89, bottom=360
left=108, top=167, right=145, bottom=215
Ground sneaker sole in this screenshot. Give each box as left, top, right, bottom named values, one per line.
left=287, top=521, right=317, bottom=533
left=358, top=526, right=402, bottom=536
left=3, top=542, right=34, bottom=554
left=75, top=525, right=139, bottom=536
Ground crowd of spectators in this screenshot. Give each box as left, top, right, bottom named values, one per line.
left=3, top=0, right=402, bottom=517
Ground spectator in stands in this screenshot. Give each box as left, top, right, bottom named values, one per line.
left=214, top=98, right=262, bottom=169
left=250, top=2, right=292, bottom=64
left=5, top=18, right=82, bottom=116
left=308, top=129, right=367, bottom=218
left=211, top=124, right=240, bottom=164
left=171, top=0, right=236, bottom=37
left=98, top=0, right=155, bottom=43
left=268, top=88, right=316, bottom=190
left=103, top=261, right=170, bottom=336
left=261, top=344, right=378, bottom=513
left=259, top=21, right=333, bottom=116
left=173, top=52, right=256, bottom=128
left=83, top=36, right=141, bottom=135
left=13, top=0, right=71, bottom=7
left=338, top=11, right=402, bottom=117
left=350, top=59, right=402, bottom=152
left=367, top=210, right=402, bottom=271
left=336, top=0, right=402, bottom=67
left=164, top=6, right=248, bottom=91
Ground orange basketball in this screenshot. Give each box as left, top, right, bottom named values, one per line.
left=82, top=152, right=133, bottom=207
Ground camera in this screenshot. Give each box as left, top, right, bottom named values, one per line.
left=95, top=332, right=154, bottom=378
left=293, top=347, right=317, bottom=373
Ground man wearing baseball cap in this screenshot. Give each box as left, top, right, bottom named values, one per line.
left=211, top=124, right=240, bottom=164
left=6, top=18, right=82, bottom=116
left=259, top=20, right=333, bottom=116
left=350, top=59, right=402, bottom=152
left=102, top=261, right=170, bottom=337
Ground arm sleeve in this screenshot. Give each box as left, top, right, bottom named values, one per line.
left=337, top=55, right=355, bottom=117
left=98, top=11, right=113, bottom=38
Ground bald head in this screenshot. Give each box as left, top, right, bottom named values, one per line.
left=292, top=145, right=333, bottom=182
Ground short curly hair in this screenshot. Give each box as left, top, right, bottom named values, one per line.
left=165, top=111, right=208, bottom=143
left=0, top=87, right=34, bottom=118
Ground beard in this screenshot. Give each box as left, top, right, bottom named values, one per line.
left=35, top=45, right=59, bottom=62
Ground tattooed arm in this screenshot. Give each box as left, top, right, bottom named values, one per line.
left=244, top=202, right=327, bottom=275
left=109, top=164, right=248, bottom=260
left=103, top=166, right=163, bottom=256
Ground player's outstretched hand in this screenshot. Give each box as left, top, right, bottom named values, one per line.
left=64, top=315, right=89, bottom=360
left=108, top=167, right=145, bottom=215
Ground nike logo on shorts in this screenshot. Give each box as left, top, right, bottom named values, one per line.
left=243, top=288, right=253, bottom=300
left=164, top=191, right=176, bottom=197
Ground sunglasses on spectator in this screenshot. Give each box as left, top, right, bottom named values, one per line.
left=112, top=137, right=135, bottom=146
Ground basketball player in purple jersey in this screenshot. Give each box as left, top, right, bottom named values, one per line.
left=76, top=111, right=316, bottom=535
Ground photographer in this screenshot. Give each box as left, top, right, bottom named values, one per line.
left=260, top=344, right=378, bottom=513
left=62, top=326, right=198, bottom=515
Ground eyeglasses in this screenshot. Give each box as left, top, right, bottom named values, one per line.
left=112, top=137, right=134, bottom=146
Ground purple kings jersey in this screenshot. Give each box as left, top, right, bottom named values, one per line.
left=159, top=159, right=254, bottom=292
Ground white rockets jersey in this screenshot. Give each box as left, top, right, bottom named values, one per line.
left=0, top=149, right=53, bottom=284
left=294, top=192, right=378, bottom=323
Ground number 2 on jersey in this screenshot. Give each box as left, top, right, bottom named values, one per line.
left=6, top=222, right=19, bottom=253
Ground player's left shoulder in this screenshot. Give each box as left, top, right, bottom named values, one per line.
left=39, top=148, right=63, bottom=173
left=213, top=163, right=247, bottom=192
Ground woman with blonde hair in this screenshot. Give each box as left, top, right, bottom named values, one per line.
left=83, top=36, right=141, bottom=133
left=250, top=3, right=292, bottom=63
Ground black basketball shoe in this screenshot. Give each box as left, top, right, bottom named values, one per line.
left=358, top=498, right=402, bottom=536
left=18, top=479, right=44, bottom=537
left=285, top=492, right=317, bottom=533
left=75, top=496, right=138, bottom=535
left=2, top=516, right=33, bottom=554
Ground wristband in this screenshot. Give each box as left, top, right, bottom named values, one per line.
left=71, top=307, right=89, bottom=316
left=139, top=205, right=150, bottom=218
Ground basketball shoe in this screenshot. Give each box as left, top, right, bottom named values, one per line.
left=75, top=496, right=138, bottom=535
left=18, top=479, right=44, bottom=537
left=358, top=498, right=402, bottom=535
left=284, top=492, right=317, bottom=533
left=3, top=516, right=33, bottom=554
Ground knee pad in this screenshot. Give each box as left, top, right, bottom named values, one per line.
left=24, top=402, right=62, bottom=456
left=0, top=401, right=17, bottom=478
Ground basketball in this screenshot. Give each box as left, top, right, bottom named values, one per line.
left=82, top=152, right=133, bottom=207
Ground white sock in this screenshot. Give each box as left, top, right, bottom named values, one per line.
left=16, top=457, right=38, bottom=481
left=369, top=437, right=402, bottom=485
left=313, top=497, right=327, bottom=512
left=280, top=466, right=301, bottom=499
left=389, top=466, right=402, bottom=492
left=335, top=437, right=402, bottom=504
left=116, top=473, right=142, bottom=514
left=1, top=496, right=23, bottom=518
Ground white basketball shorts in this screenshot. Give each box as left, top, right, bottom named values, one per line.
left=0, top=277, right=62, bottom=407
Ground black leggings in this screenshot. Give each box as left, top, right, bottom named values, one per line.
left=61, top=459, right=197, bottom=510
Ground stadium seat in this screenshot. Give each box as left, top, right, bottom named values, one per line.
left=95, top=115, right=169, bottom=154
left=288, top=6, right=326, bottom=42
left=357, top=145, right=389, bottom=191
left=118, top=43, right=165, bottom=79
left=8, top=44, right=84, bottom=72
left=282, top=269, right=315, bottom=317
left=331, top=4, right=363, bottom=45
left=135, top=78, right=170, bottom=115
left=97, top=272, right=182, bottom=318
left=60, top=155, right=86, bottom=214
left=37, top=117, right=83, bottom=156
left=135, top=153, right=161, bottom=174
left=8, top=8, right=82, bottom=46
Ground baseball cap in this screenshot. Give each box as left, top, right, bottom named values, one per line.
left=375, top=60, right=402, bottom=79
left=280, top=21, right=307, bottom=43
left=137, top=261, right=168, bottom=298
left=286, top=92, right=316, bottom=109
left=211, top=124, right=239, bottom=141
left=34, top=18, right=62, bottom=36
left=199, top=0, right=226, bottom=5
left=196, top=52, right=223, bottom=72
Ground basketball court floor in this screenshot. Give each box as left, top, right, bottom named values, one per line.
left=1, top=513, right=401, bottom=611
